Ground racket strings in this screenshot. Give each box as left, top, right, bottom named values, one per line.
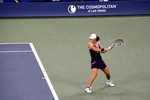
left=112, top=39, right=124, bottom=47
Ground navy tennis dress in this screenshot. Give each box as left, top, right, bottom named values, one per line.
left=89, top=46, right=107, bottom=70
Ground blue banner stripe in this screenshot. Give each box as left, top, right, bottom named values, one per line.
left=0, top=1, right=150, bottom=17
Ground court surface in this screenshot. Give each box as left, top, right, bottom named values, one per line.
left=0, top=16, right=150, bottom=100
left=0, top=43, right=58, bottom=100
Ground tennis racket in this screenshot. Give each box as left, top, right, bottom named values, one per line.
left=110, top=39, right=124, bottom=48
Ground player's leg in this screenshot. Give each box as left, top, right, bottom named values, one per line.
left=87, top=68, right=98, bottom=87
left=102, top=67, right=114, bottom=87
left=102, top=67, right=110, bottom=80
left=85, top=68, right=98, bottom=93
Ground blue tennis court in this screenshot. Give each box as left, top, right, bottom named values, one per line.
left=0, top=43, right=59, bottom=100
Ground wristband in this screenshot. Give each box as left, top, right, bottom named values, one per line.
left=101, top=48, right=105, bottom=52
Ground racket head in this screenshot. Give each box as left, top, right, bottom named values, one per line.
left=111, top=39, right=124, bottom=48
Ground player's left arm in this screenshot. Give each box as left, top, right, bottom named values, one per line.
left=99, top=41, right=111, bottom=53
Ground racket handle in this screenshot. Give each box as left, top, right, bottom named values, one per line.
left=105, top=46, right=112, bottom=51
left=108, top=46, right=112, bottom=49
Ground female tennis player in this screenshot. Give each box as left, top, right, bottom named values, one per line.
left=85, top=33, right=114, bottom=93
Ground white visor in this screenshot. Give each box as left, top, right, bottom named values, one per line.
left=89, top=33, right=96, bottom=39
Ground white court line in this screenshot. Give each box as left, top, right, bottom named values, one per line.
left=0, top=50, right=32, bottom=53
left=29, top=43, right=59, bottom=100
left=0, top=42, right=30, bottom=45
left=0, top=42, right=32, bottom=53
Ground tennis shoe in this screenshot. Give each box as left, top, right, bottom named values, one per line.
left=106, top=80, right=115, bottom=87
left=85, top=87, right=92, bottom=93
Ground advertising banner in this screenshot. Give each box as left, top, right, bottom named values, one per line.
left=0, top=1, right=150, bottom=17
